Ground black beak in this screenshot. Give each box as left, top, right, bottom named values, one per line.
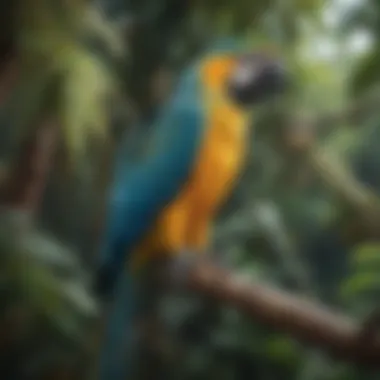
left=227, top=53, right=289, bottom=106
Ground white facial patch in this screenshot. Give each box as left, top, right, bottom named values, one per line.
left=232, top=63, right=259, bottom=86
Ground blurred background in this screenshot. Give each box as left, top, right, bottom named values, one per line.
left=1, top=0, right=380, bottom=379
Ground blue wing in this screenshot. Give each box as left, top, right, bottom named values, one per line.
left=97, top=65, right=205, bottom=286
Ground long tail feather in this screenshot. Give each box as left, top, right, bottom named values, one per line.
left=98, top=268, right=138, bottom=379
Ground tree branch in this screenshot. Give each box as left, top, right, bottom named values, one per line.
left=0, top=57, right=18, bottom=104
left=285, top=98, right=380, bottom=238
left=0, top=119, right=58, bottom=216
left=0, top=55, right=58, bottom=218
left=316, top=87, right=380, bottom=136
left=166, top=261, right=380, bottom=368
left=307, top=147, right=380, bottom=225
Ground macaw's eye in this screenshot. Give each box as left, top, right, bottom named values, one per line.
left=228, top=53, right=289, bottom=106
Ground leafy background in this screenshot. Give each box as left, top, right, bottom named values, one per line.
left=1, top=0, right=380, bottom=379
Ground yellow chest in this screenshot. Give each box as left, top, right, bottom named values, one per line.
left=188, top=98, right=249, bottom=209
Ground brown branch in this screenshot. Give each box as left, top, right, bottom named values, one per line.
left=0, top=57, right=18, bottom=189
left=0, top=118, right=58, bottom=215
left=0, top=56, right=59, bottom=217
left=0, top=56, right=18, bottom=104
left=166, top=261, right=380, bottom=368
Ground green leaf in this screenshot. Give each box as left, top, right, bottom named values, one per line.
left=260, top=335, right=301, bottom=366
left=58, top=46, right=116, bottom=165
left=350, top=48, right=380, bottom=97
left=350, top=243, right=380, bottom=267
left=0, top=215, right=97, bottom=343
left=14, top=1, right=122, bottom=167
left=340, top=272, right=380, bottom=300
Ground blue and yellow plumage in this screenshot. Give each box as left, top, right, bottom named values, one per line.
left=96, top=43, right=287, bottom=379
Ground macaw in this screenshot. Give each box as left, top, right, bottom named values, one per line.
left=95, top=43, right=287, bottom=379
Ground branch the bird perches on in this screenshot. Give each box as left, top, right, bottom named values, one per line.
left=165, top=260, right=380, bottom=368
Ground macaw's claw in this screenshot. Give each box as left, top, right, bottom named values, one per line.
left=168, top=251, right=200, bottom=288
left=167, top=251, right=231, bottom=289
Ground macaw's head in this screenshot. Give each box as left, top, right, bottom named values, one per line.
left=202, top=52, right=288, bottom=107
left=228, top=53, right=288, bottom=106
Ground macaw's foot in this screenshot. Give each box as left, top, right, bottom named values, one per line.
left=209, top=250, right=231, bottom=271
left=167, top=251, right=231, bottom=288
left=168, top=251, right=202, bottom=289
